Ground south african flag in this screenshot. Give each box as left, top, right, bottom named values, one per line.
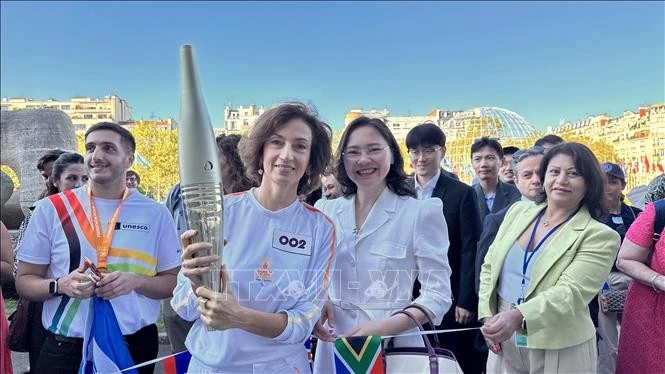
left=333, top=336, right=384, bottom=374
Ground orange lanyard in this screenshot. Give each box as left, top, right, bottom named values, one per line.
left=87, top=186, right=129, bottom=270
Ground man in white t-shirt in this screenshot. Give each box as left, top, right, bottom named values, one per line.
left=16, top=122, right=181, bottom=374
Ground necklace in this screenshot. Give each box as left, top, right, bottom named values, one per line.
left=543, top=220, right=550, bottom=227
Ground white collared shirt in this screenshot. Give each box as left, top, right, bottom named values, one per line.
left=415, top=170, right=441, bottom=200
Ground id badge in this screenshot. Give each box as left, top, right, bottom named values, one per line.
left=515, top=332, right=528, bottom=347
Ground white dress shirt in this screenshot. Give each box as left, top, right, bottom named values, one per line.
left=414, top=170, right=441, bottom=200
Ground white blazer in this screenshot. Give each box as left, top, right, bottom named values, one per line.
left=313, top=187, right=452, bottom=373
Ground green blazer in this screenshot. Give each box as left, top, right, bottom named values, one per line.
left=478, top=201, right=620, bottom=349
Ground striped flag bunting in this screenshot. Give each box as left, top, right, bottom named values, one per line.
left=333, top=336, right=384, bottom=374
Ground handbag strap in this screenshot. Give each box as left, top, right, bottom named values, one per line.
left=402, top=303, right=441, bottom=347
left=391, top=309, right=439, bottom=374
left=646, top=199, right=665, bottom=266
left=653, top=199, right=665, bottom=243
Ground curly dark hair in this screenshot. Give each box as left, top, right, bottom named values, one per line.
left=538, top=142, right=606, bottom=220
left=216, top=134, right=256, bottom=194
left=335, top=116, right=416, bottom=198
left=238, top=102, right=332, bottom=196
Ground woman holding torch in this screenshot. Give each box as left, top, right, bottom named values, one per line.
left=171, top=102, right=336, bottom=373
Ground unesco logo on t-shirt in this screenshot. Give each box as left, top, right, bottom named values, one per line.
left=114, top=222, right=150, bottom=233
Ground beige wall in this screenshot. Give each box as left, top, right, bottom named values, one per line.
left=1, top=95, right=132, bottom=132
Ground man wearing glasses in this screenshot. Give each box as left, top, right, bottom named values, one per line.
left=406, top=123, right=482, bottom=374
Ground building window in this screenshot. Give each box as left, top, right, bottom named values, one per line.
left=84, top=114, right=93, bottom=119
left=61, top=105, right=70, bottom=110
left=98, top=114, right=107, bottom=119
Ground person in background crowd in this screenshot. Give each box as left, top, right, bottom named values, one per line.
left=162, top=133, right=257, bottom=354
left=313, top=116, right=452, bottom=372
left=172, top=102, right=336, bottom=373
left=16, top=122, right=180, bottom=374
left=45, top=152, right=89, bottom=195
left=533, top=134, right=564, bottom=152
left=475, top=146, right=546, bottom=294
left=125, top=170, right=140, bottom=189
left=12, top=151, right=88, bottom=373
left=499, top=146, right=520, bottom=185
left=473, top=146, right=545, bottom=370
left=216, top=134, right=256, bottom=194
left=615, top=174, right=665, bottom=374
left=596, top=162, right=641, bottom=374
left=471, top=137, right=521, bottom=225
left=1, top=221, right=14, bottom=374
left=406, top=123, right=481, bottom=373
left=321, top=166, right=342, bottom=200
left=479, top=142, right=620, bottom=373
left=36, top=149, right=66, bottom=199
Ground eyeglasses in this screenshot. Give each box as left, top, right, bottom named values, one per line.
left=342, top=145, right=390, bottom=160
left=408, top=146, right=442, bottom=158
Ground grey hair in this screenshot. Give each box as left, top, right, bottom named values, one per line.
left=511, top=146, right=546, bottom=172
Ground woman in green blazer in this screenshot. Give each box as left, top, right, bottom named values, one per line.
left=478, top=142, right=620, bottom=374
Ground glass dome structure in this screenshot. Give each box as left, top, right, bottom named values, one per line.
left=441, top=107, right=539, bottom=184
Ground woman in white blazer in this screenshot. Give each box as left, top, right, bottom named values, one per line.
left=313, top=116, right=453, bottom=372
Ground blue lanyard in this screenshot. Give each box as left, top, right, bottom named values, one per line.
left=521, top=207, right=580, bottom=290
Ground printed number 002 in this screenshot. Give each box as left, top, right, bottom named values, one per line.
left=279, top=235, right=306, bottom=249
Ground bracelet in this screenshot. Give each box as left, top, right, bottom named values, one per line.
left=651, top=274, right=663, bottom=293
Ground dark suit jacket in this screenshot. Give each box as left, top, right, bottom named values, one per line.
left=415, top=171, right=481, bottom=313
left=441, top=169, right=459, bottom=181
left=474, top=203, right=513, bottom=294
left=473, top=180, right=521, bottom=224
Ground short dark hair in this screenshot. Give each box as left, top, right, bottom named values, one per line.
left=126, top=170, right=140, bottom=184
left=238, top=102, right=332, bottom=196
left=471, top=137, right=503, bottom=159
left=85, top=122, right=136, bottom=154
left=405, top=123, right=446, bottom=149
left=47, top=152, right=84, bottom=195
left=335, top=116, right=416, bottom=198
left=37, top=149, right=66, bottom=171
left=216, top=134, right=256, bottom=193
left=502, top=146, right=520, bottom=156
left=534, top=134, right=564, bottom=148
left=538, top=142, right=606, bottom=220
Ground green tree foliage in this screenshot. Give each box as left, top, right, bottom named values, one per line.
left=76, top=133, right=86, bottom=155
left=559, top=133, right=618, bottom=163
left=129, top=121, right=179, bottom=201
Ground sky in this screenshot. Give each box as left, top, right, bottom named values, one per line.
left=1, top=1, right=663, bottom=131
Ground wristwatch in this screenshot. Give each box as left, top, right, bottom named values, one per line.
left=48, top=278, right=61, bottom=296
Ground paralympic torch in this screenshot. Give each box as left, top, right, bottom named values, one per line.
left=178, top=44, right=224, bottom=302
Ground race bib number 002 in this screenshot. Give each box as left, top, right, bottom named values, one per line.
left=272, top=229, right=312, bottom=256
